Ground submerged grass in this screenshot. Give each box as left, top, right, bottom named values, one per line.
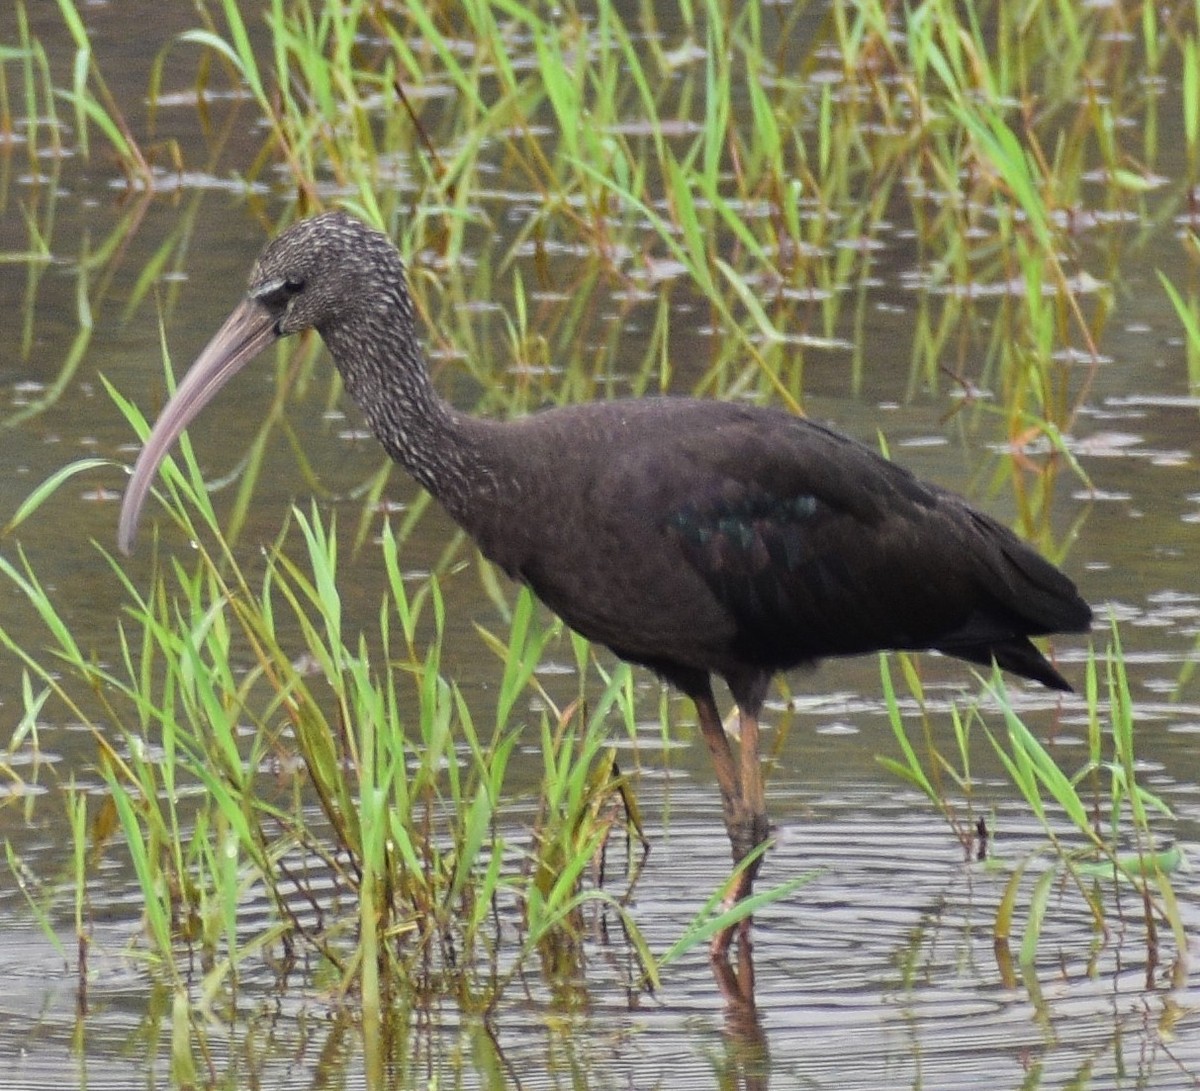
left=116, top=0, right=1171, bottom=560
left=880, top=635, right=1185, bottom=979
left=0, top=370, right=810, bottom=1036
left=1, top=475, right=615, bottom=1006
left=12, top=0, right=1178, bottom=528
left=0, top=0, right=1196, bottom=1063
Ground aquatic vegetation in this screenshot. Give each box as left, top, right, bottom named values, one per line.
left=0, top=0, right=1197, bottom=1081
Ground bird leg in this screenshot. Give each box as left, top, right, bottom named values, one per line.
left=693, top=691, right=745, bottom=841
left=693, top=692, right=771, bottom=960
left=737, top=706, right=769, bottom=861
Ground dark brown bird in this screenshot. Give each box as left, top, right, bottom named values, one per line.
left=117, top=211, right=1092, bottom=958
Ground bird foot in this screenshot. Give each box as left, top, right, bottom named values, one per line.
left=702, top=804, right=772, bottom=952
left=709, top=914, right=756, bottom=1009
left=709, top=857, right=758, bottom=959
left=728, top=811, right=772, bottom=877
left=709, top=913, right=748, bottom=959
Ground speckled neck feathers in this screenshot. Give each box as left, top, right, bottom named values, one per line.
left=253, top=212, right=491, bottom=523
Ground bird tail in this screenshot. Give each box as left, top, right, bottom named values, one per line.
left=941, top=636, right=1073, bottom=692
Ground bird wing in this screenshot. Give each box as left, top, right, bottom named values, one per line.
left=656, top=412, right=1083, bottom=671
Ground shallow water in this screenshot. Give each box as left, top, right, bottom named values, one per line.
left=4, top=778, right=1198, bottom=1087
left=1, top=1, right=1200, bottom=1088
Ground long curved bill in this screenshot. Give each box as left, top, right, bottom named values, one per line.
left=117, top=297, right=279, bottom=555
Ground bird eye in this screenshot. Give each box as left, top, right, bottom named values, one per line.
left=255, top=276, right=305, bottom=309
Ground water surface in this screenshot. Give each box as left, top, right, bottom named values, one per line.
left=0, top=2, right=1198, bottom=1087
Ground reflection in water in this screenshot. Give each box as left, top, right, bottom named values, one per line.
left=713, top=938, right=770, bottom=1091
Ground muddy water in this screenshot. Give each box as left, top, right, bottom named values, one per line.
left=1, top=2, right=1199, bottom=1088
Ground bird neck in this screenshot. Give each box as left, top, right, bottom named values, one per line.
left=320, top=311, right=494, bottom=525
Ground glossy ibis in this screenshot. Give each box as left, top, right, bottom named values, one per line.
left=117, top=211, right=1092, bottom=958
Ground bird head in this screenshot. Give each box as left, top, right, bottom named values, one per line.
left=248, top=211, right=409, bottom=339
left=116, top=211, right=404, bottom=555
